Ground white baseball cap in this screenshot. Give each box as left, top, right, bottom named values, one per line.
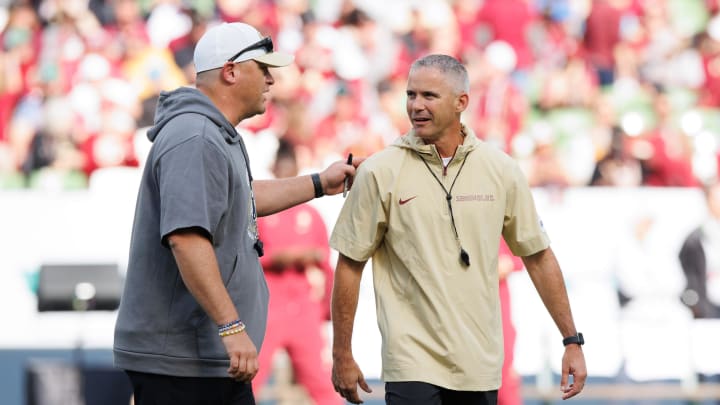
left=193, top=22, right=294, bottom=73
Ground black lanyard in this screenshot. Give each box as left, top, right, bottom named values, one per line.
left=235, top=129, right=264, bottom=257
left=416, top=150, right=471, bottom=267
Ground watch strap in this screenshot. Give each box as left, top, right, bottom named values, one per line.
left=563, top=332, right=584, bottom=346
left=311, top=173, right=324, bottom=198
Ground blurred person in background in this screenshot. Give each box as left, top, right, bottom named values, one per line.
left=589, top=126, right=643, bottom=186
left=216, top=0, right=276, bottom=34
left=120, top=8, right=187, bottom=131
left=334, top=5, right=398, bottom=86
left=80, top=105, right=139, bottom=175
left=530, top=1, right=580, bottom=74
left=372, top=77, right=409, bottom=144
left=612, top=211, right=695, bottom=387
left=631, top=88, right=699, bottom=187
left=698, top=15, right=720, bottom=108
left=396, top=6, right=433, bottom=70
left=526, top=138, right=571, bottom=189
left=395, top=1, right=460, bottom=79
left=586, top=94, right=619, bottom=167
left=536, top=50, right=598, bottom=110
left=615, top=215, right=689, bottom=319
left=255, top=61, right=317, bottom=171
left=634, top=0, right=704, bottom=91
left=0, top=2, right=41, bottom=144
left=582, top=0, right=624, bottom=87
left=252, top=139, right=340, bottom=405
left=167, top=7, right=209, bottom=87
left=113, top=22, right=357, bottom=405
left=293, top=9, right=334, bottom=76
left=20, top=95, right=86, bottom=181
left=466, top=40, right=526, bottom=154
left=452, top=0, right=483, bottom=55
left=679, top=180, right=720, bottom=319
left=497, top=240, right=524, bottom=405
left=329, top=54, right=586, bottom=405
left=313, top=81, right=383, bottom=164
left=476, top=0, right=539, bottom=91
left=104, top=0, right=149, bottom=53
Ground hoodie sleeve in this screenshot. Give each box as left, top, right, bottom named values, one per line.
left=157, top=135, right=229, bottom=245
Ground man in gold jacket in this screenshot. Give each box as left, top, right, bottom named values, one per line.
left=329, top=54, right=587, bottom=405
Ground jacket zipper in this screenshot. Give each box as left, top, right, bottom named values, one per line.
left=438, top=148, right=458, bottom=177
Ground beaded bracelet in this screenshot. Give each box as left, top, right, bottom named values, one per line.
left=218, top=320, right=244, bottom=333
left=219, top=323, right=246, bottom=337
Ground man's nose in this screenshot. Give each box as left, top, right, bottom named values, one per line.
left=409, top=98, right=425, bottom=111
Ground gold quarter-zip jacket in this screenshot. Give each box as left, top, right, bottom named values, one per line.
left=330, top=128, right=550, bottom=390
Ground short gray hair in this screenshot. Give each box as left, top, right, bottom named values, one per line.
left=410, top=54, right=469, bottom=94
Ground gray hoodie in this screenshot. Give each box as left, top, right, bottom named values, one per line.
left=113, top=87, right=269, bottom=377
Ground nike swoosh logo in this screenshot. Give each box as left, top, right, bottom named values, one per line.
left=399, top=196, right=417, bottom=205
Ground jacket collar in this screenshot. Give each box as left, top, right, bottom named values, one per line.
left=394, top=124, right=480, bottom=161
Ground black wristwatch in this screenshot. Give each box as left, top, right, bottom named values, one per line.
left=562, top=333, right=584, bottom=347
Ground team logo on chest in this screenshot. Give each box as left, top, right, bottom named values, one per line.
left=455, top=194, right=495, bottom=202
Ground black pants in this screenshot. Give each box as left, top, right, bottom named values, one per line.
left=385, top=381, right=498, bottom=405
left=126, top=371, right=256, bottom=405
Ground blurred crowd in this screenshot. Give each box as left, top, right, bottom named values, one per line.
left=1, top=0, right=720, bottom=190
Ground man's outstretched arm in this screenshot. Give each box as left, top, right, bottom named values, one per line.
left=253, top=158, right=361, bottom=216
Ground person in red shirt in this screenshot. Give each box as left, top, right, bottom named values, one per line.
left=629, top=91, right=699, bottom=187
left=697, top=28, right=720, bottom=108
left=253, top=139, right=341, bottom=405
left=582, top=0, right=624, bottom=86
left=468, top=41, right=527, bottom=154
left=476, top=0, right=539, bottom=71
left=313, top=81, right=383, bottom=163
left=498, top=239, right=525, bottom=405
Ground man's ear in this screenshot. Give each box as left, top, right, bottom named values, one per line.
left=220, top=62, right=237, bottom=83
left=456, top=93, right=469, bottom=113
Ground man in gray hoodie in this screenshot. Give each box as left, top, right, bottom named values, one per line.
left=113, top=22, right=357, bottom=405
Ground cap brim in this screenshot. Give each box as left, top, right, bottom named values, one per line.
left=252, top=51, right=294, bottom=67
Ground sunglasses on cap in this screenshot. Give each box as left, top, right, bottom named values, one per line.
left=227, top=36, right=273, bottom=63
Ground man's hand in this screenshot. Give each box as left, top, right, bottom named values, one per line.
left=319, top=156, right=365, bottom=196
left=332, top=353, right=372, bottom=404
left=560, top=345, right=587, bottom=400
left=222, top=332, right=259, bottom=382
